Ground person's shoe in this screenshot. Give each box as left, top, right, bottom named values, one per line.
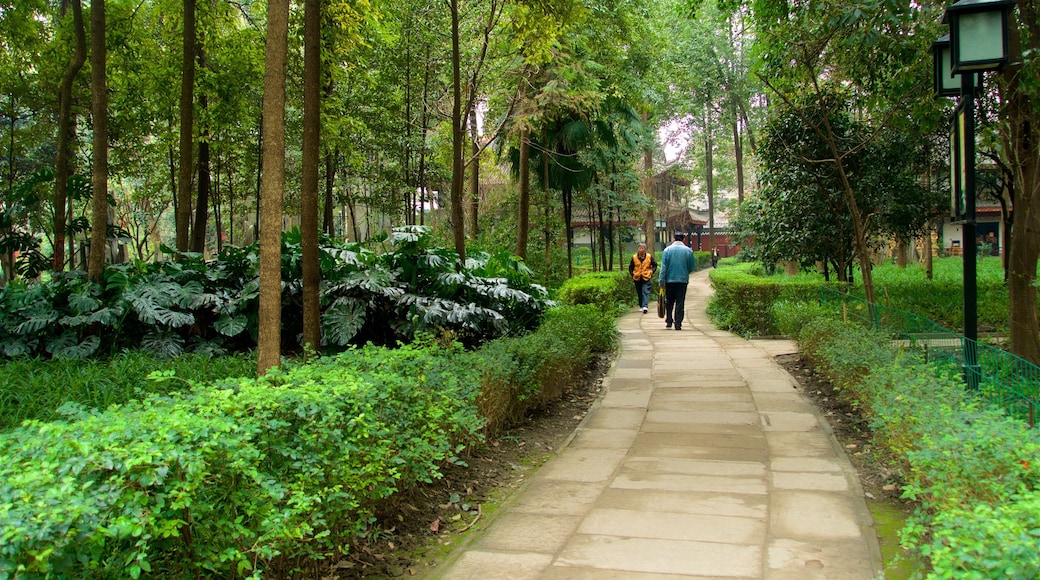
left=642, top=307, right=648, bottom=314
left=665, top=322, right=672, bottom=328
left=675, top=326, right=682, bottom=331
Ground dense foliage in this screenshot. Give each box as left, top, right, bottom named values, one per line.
left=732, top=87, right=944, bottom=279
left=710, top=258, right=1018, bottom=338
left=777, top=302, right=1040, bottom=578
left=0, top=351, right=256, bottom=431
left=707, top=262, right=848, bottom=336
left=0, top=227, right=552, bottom=360
left=0, top=301, right=617, bottom=578
left=0, top=342, right=484, bottom=578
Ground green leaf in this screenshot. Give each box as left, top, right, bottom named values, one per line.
left=215, top=314, right=248, bottom=337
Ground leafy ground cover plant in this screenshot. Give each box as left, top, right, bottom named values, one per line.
left=476, top=303, right=617, bottom=433
left=707, top=262, right=848, bottom=336
left=556, top=271, right=634, bottom=314
left=863, top=258, right=1010, bottom=334
left=777, top=300, right=1040, bottom=577
left=0, top=343, right=485, bottom=578
left=0, top=227, right=553, bottom=360
left=0, top=351, right=256, bottom=431
left=0, top=300, right=617, bottom=578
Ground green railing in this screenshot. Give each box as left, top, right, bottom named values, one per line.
left=820, top=288, right=1040, bottom=428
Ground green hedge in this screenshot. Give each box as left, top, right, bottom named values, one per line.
left=477, top=303, right=617, bottom=433
left=781, top=302, right=1040, bottom=578
left=556, top=271, right=636, bottom=313
left=0, top=343, right=484, bottom=578
left=0, top=302, right=617, bottom=577
left=707, top=263, right=849, bottom=336
left=0, top=352, right=257, bottom=432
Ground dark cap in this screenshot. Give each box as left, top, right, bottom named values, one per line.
left=673, top=231, right=685, bottom=240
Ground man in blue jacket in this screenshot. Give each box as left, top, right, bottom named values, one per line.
left=658, top=231, right=697, bottom=330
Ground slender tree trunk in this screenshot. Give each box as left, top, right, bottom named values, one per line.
left=543, top=129, right=551, bottom=274
left=300, top=0, right=321, bottom=354
left=254, top=116, right=262, bottom=243
left=924, top=221, right=934, bottom=280
left=596, top=197, right=606, bottom=270
left=1002, top=1, right=1040, bottom=364
left=705, top=110, right=715, bottom=253
left=642, top=115, right=654, bottom=247
left=516, top=125, right=530, bottom=259
left=448, top=0, right=466, bottom=260
left=257, top=0, right=290, bottom=374
left=176, top=0, right=196, bottom=252
left=418, top=50, right=431, bottom=227
left=191, top=115, right=210, bottom=253
left=54, top=0, right=86, bottom=272
left=468, top=106, right=479, bottom=239
left=213, top=151, right=223, bottom=253
left=88, top=0, right=108, bottom=281
left=731, top=112, right=745, bottom=204
left=563, top=183, right=573, bottom=278
left=323, top=149, right=336, bottom=235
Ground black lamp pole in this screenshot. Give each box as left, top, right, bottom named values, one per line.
left=961, top=72, right=978, bottom=344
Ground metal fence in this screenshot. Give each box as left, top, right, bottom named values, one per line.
left=820, top=288, right=1040, bottom=428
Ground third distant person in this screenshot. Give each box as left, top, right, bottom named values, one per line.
left=658, top=231, right=697, bottom=330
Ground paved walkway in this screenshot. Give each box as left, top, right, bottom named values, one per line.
left=426, top=269, right=883, bottom=579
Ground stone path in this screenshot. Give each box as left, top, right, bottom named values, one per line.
left=426, top=269, right=883, bottom=579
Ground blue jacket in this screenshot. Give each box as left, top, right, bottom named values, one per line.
left=659, top=241, right=696, bottom=284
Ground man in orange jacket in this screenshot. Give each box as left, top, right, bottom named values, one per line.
left=629, top=242, right=657, bottom=314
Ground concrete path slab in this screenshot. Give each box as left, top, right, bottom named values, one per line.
left=425, top=270, right=882, bottom=579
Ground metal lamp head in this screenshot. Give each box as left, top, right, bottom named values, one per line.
left=932, top=34, right=960, bottom=97
left=944, top=0, right=1015, bottom=73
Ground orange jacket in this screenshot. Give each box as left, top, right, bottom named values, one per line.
left=629, top=252, right=657, bottom=281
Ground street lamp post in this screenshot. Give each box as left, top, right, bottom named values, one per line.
left=932, top=0, right=1014, bottom=378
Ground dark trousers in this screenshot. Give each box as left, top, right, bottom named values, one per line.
left=633, top=279, right=651, bottom=309
left=664, top=282, right=688, bottom=328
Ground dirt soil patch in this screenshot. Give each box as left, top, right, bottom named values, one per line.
left=312, top=351, right=914, bottom=579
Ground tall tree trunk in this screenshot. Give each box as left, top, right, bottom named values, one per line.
left=1002, top=0, right=1040, bottom=364
left=448, top=0, right=466, bottom=260
left=54, top=0, right=86, bottom=272
left=543, top=128, right=551, bottom=274
left=191, top=115, right=210, bottom=253
left=176, top=0, right=196, bottom=252
left=924, top=221, right=934, bottom=281
left=257, top=0, right=290, bottom=374
left=418, top=49, right=431, bottom=227
left=705, top=110, right=715, bottom=253
left=468, top=105, right=479, bottom=239
left=516, top=125, right=530, bottom=259
left=2, top=97, right=13, bottom=284
left=563, top=183, right=573, bottom=278
left=213, top=150, right=223, bottom=253
left=300, top=0, right=321, bottom=354
left=88, top=0, right=108, bottom=281
left=731, top=113, right=745, bottom=204
left=642, top=114, right=654, bottom=248
left=323, top=149, right=336, bottom=235
left=596, top=197, right=606, bottom=270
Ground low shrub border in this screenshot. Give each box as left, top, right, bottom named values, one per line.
left=556, top=271, right=634, bottom=313
left=776, top=302, right=1040, bottom=577
left=0, top=303, right=617, bottom=577
left=707, top=263, right=848, bottom=336
left=0, top=352, right=257, bottom=432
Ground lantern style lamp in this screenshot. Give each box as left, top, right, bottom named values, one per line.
left=945, top=0, right=1015, bottom=73
left=932, top=35, right=960, bottom=97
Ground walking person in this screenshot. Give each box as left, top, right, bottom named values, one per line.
left=659, top=231, right=697, bottom=330
left=711, top=247, right=720, bottom=268
left=629, top=242, right=657, bottom=314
